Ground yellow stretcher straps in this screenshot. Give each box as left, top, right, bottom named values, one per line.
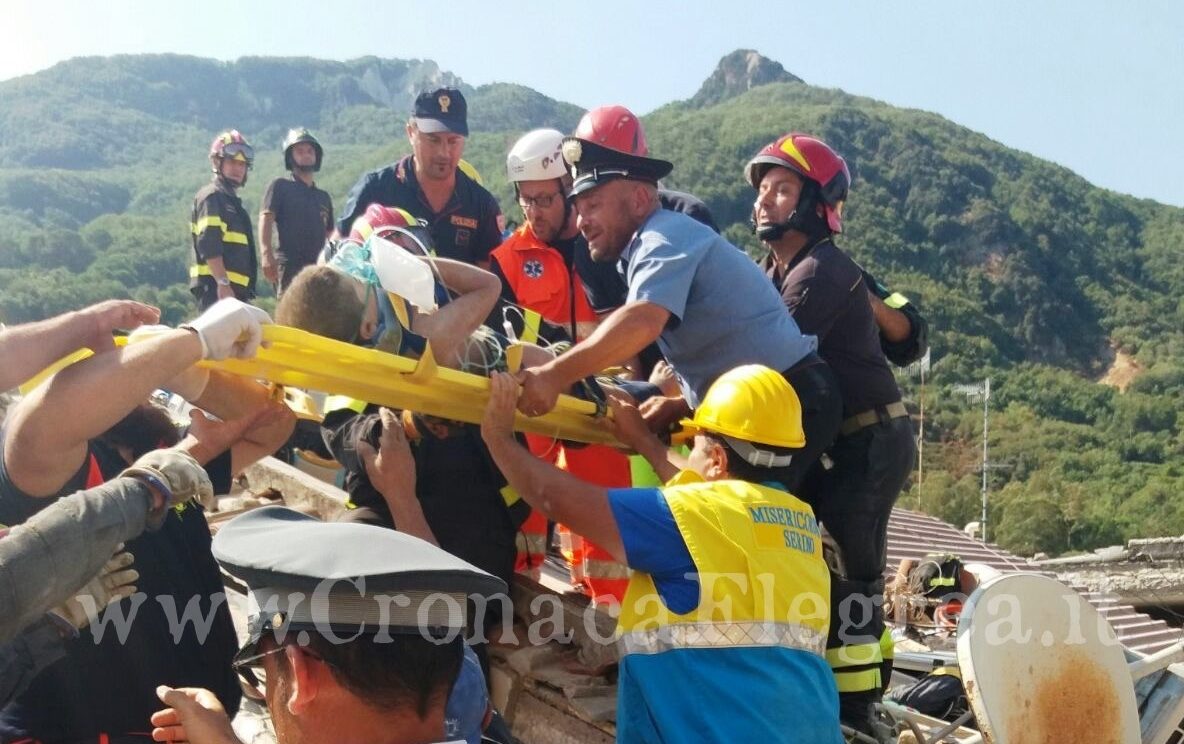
left=520, top=309, right=542, bottom=345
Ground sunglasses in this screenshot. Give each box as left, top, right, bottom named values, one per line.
left=232, top=644, right=283, bottom=703
left=231, top=643, right=333, bottom=705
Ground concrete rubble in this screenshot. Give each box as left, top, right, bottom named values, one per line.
left=1033, top=537, right=1184, bottom=610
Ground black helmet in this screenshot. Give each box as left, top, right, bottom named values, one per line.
left=282, top=128, right=323, bottom=172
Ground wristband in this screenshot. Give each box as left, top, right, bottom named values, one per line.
left=216, top=277, right=232, bottom=287
left=122, top=467, right=174, bottom=522
left=44, top=610, right=80, bottom=640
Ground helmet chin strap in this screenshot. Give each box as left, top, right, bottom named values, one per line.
left=751, top=210, right=801, bottom=242
left=751, top=185, right=826, bottom=243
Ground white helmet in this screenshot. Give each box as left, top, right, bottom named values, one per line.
left=506, top=128, right=567, bottom=183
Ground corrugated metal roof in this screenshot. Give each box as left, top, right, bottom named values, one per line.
left=887, top=507, right=1184, bottom=654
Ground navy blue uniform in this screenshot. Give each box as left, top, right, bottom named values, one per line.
left=337, top=155, right=502, bottom=266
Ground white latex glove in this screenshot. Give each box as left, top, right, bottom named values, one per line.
left=50, top=548, right=138, bottom=630
left=121, top=448, right=216, bottom=515
left=182, top=299, right=272, bottom=361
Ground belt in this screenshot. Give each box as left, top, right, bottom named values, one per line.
left=840, top=401, right=908, bottom=436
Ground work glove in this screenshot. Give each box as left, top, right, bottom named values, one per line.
left=49, top=548, right=138, bottom=630
left=120, top=449, right=216, bottom=525
left=181, top=299, right=272, bottom=361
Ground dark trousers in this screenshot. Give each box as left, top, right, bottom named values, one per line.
left=191, top=282, right=252, bottom=312
left=277, top=259, right=315, bottom=295
left=800, top=414, right=916, bottom=729
left=779, top=354, right=843, bottom=494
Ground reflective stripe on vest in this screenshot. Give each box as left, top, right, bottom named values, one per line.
left=584, top=556, right=631, bottom=581
left=826, top=641, right=882, bottom=669
left=621, top=620, right=827, bottom=657
left=516, top=531, right=547, bottom=557
left=190, top=264, right=251, bottom=287
left=879, top=625, right=895, bottom=661
left=833, top=667, right=882, bottom=693
left=192, top=215, right=249, bottom=245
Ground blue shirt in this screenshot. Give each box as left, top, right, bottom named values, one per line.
left=607, top=484, right=843, bottom=744
left=621, top=209, right=816, bottom=406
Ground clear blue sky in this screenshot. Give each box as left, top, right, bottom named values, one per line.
left=4, top=0, right=1182, bottom=205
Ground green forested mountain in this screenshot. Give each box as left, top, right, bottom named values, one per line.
left=1, top=49, right=1182, bottom=557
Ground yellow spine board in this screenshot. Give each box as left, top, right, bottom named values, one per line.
left=197, top=325, right=618, bottom=445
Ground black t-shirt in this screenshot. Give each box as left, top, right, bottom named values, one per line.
left=261, top=175, right=334, bottom=271
left=321, top=407, right=517, bottom=589
left=763, top=238, right=902, bottom=417
left=0, top=439, right=240, bottom=740
left=336, top=155, right=503, bottom=266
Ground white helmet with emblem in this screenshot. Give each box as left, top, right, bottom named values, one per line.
left=506, top=128, right=567, bottom=184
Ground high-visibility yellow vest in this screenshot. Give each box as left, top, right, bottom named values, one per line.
left=618, top=472, right=830, bottom=658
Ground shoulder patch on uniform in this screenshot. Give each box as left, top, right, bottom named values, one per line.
left=450, top=215, right=478, bottom=230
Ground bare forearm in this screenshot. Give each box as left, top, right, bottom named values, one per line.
left=483, top=433, right=624, bottom=561
left=636, top=437, right=682, bottom=483
left=258, top=214, right=275, bottom=253
left=191, top=373, right=291, bottom=445
left=204, top=256, right=231, bottom=283
left=0, top=311, right=94, bottom=391
left=432, top=257, right=500, bottom=296
left=869, top=292, right=912, bottom=343
left=545, top=302, right=666, bottom=386
left=382, top=488, right=438, bottom=546
left=6, top=330, right=203, bottom=495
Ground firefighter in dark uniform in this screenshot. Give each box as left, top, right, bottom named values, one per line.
left=336, top=87, right=503, bottom=268
left=258, top=128, right=334, bottom=295
left=747, top=133, right=918, bottom=734
left=189, top=129, right=258, bottom=311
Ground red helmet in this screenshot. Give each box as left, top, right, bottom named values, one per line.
left=574, top=105, right=649, bottom=156
left=349, top=204, right=417, bottom=243
left=746, top=133, right=850, bottom=232
left=209, top=129, right=254, bottom=166
left=209, top=129, right=254, bottom=185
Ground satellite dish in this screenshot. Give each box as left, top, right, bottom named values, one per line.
left=956, top=572, right=1139, bottom=743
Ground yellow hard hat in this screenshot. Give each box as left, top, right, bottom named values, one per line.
left=679, top=364, right=806, bottom=452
